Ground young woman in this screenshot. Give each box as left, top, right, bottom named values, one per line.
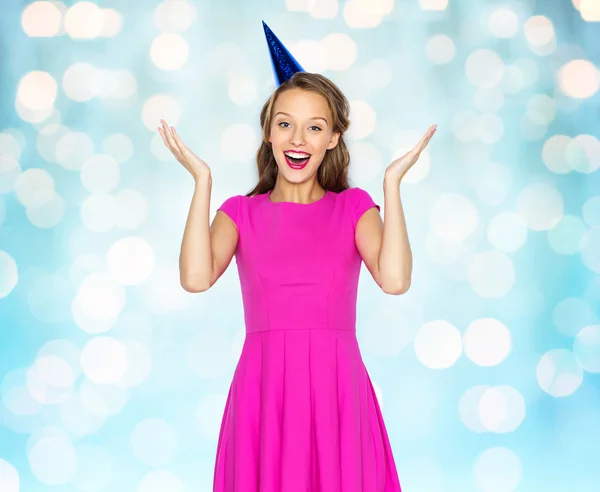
left=158, top=71, right=436, bottom=490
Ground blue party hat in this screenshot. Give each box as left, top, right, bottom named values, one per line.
left=262, top=20, right=305, bottom=86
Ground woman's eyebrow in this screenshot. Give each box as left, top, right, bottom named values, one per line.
left=274, top=112, right=328, bottom=124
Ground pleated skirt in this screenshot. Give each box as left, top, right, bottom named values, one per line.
left=213, top=328, right=402, bottom=492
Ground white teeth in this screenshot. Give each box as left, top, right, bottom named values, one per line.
left=285, top=152, right=310, bottom=159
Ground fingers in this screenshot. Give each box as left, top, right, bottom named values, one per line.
left=171, top=126, right=186, bottom=153
left=158, top=119, right=183, bottom=155
left=414, top=124, right=437, bottom=153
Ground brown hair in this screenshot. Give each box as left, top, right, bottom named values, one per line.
left=245, top=72, right=352, bottom=197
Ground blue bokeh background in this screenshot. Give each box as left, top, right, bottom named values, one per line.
left=1, top=0, right=600, bottom=491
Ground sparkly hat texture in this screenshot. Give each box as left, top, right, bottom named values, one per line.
left=262, top=20, right=305, bottom=86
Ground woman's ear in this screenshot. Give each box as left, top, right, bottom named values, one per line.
left=327, top=132, right=340, bottom=150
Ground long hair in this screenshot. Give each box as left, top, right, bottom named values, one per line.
left=245, top=72, right=352, bottom=197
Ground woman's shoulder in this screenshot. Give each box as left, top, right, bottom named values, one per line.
left=339, top=186, right=377, bottom=203
left=339, top=186, right=381, bottom=226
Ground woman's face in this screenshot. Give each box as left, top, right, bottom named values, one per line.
left=268, top=88, right=340, bottom=183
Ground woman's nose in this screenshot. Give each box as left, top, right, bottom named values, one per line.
left=290, top=130, right=305, bottom=145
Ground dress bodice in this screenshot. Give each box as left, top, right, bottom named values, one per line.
left=217, top=187, right=380, bottom=333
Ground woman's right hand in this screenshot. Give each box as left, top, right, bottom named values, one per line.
left=158, top=119, right=211, bottom=181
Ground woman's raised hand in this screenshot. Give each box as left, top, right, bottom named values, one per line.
left=157, top=119, right=211, bottom=181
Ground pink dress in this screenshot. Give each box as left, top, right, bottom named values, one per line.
left=213, top=187, right=402, bottom=492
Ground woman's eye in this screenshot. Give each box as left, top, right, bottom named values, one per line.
left=278, top=122, right=321, bottom=131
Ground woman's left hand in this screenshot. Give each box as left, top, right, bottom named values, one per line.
left=384, top=124, right=438, bottom=183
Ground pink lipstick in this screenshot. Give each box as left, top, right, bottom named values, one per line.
left=284, top=153, right=310, bottom=170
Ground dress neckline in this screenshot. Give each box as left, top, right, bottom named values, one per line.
left=267, top=189, right=330, bottom=206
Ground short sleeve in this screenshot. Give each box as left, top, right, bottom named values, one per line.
left=351, top=187, right=380, bottom=227
left=217, top=195, right=241, bottom=231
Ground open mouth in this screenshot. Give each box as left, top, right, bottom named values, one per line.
left=284, top=152, right=311, bottom=168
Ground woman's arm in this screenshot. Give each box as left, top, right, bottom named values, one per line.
left=378, top=174, right=413, bottom=293
left=157, top=119, right=237, bottom=292
left=358, top=124, right=437, bottom=294
left=179, top=174, right=214, bottom=292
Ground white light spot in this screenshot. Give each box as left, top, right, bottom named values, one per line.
left=348, top=141, right=383, bottom=184
left=426, top=34, right=455, bottom=64
left=194, top=393, right=228, bottom=439
left=307, top=0, right=338, bottom=19
left=430, top=193, right=479, bottom=243
left=55, top=131, right=95, bottom=171
left=537, top=348, right=583, bottom=397
left=517, top=183, right=563, bottom=231
left=0, top=154, right=21, bottom=194
left=26, top=355, right=75, bottom=405
left=487, top=212, right=527, bottom=253
left=21, top=1, right=63, bottom=37
left=81, top=337, right=129, bottom=385
left=362, top=59, right=393, bottom=89
left=28, top=434, right=76, bottom=485
left=488, top=8, right=519, bottom=38
left=1, top=369, right=44, bottom=417
left=14, top=167, right=54, bottom=207
left=36, top=123, right=69, bottom=163
left=414, top=320, right=462, bottom=369
left=72, top=444, right=114, bottom=492
left=59, top=393, right=105, bottom=436
left=62, top=62, right=97, bottom=102
left=524, top=15, right=554, bottom=47
left=289, top=39, right=326, bottom=73
left=468, top=250, right=515, bottom=298
left=228, top=74, right=258, bottom=106
left=541, top=134, right=572, bottom=174
left=37, top=339, right=82, bottom=380
left=0, top=459, right=20, bottom=492
left=463, top=318, right=512, bottom=366
left=106, top=237, right=155, bottom=285
left=74, top=272, right=126, bottom=321
left=81, top=154, right=120, bottom=193
left=142, top=94, right=181, bottom=132
left=137, top=470, right=184, bottom=492
left=220, top=124, right=258, bottom=163
left=346, top=100, right=376, bottom=140
left=17, top=71, right=57, bottom=111
left=0, top=250, right=18, bottom=299
left=322, top=33, right=357, bottom=71
left=568, top=134, right=600, bottom=174
left=580, top=226, right=600, bottom=273
left=465, top=49, right=505, bottom=89
left=140, top=265, right=192, bottom=313
left=130, top=418, right=179, bottom=466
left=102, top=133, right=134, bottom=163
left=459, top=385, right=490, bottom=433
left=527, top=94, right=556, bottom=126
left=474, top=447, right=523, bottom=492
left=64, top=1, right=104, bottom=39
left=154, top=0, right=198, bottom=33
left=573, top=325, right=600, bottom=373
left=79, top=379, right=129, bottom=417
left=115, top=339, right=151, bottom=388
left=98, top=8, right=124, bottom=38
left=343, top=0, right=384, bottom=28
left=399, top=455, right=444, bottom=492
left=150, top=33, right=189, bottom=71
left=80, top=193, right=119, bottom=232
left=114, top=189, right=149, bottom=229
left=187, top=331, right=237, bottom=379
left=558, top=59, right=600, bottom=99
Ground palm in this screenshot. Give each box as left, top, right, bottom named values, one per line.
left=386, top=124, right=437, bottom=181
